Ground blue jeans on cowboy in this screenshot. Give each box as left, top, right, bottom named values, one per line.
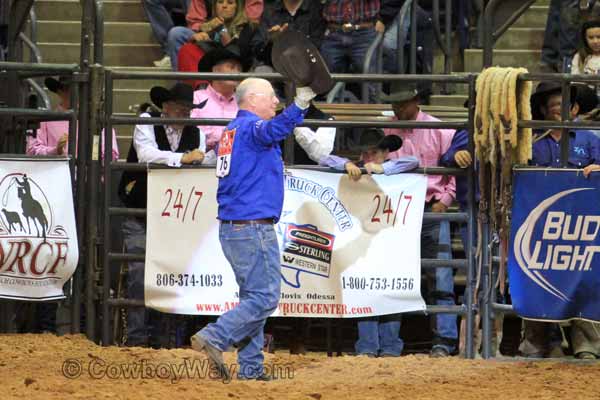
left=193, top=222, right=281, bottom=379
left=354, top=215, right=457, bottom=356
left=426, top=218, right=458, bottom=354
left=123, top=218, right=187, bottom=347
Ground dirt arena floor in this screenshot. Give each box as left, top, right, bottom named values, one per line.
left=1, top=334, right=599, bottom=400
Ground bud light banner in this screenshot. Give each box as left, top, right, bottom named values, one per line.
left=509, top=168, right=600, bottom=322
left=0, top=158, right=79, bottom=301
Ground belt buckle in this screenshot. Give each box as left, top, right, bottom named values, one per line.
left=342, top=23, right=354, bottom=32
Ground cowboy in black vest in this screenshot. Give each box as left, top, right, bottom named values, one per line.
left=119, top=82, right=209, bottom=347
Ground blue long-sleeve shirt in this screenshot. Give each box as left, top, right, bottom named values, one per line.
left=217, top=104, right=307, bottom=222
left=531, top=130, right=600, bottom=168
left=439, top=129, right=479, bottom=211
left=319, top=154, right=419, bottom=174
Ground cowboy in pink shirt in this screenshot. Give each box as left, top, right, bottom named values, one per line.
left=27, top=77, right=120, bottom=160
left=383, top=86, right=456, bottom=209
left=381, top=82, right=458, bottom=358
left=191, top=45, right=248, bottom=150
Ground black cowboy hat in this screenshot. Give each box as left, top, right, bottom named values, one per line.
left=381, top=81, right=419, bottom=103
left=197, top=44, right=251, bottom=73
left=45, top=76, right=71, bottom=93
left=353, top=128, right=403, bottom=153
left=572, top=83, right=598, bottom=114
left=271, top=30, right=334, bottom=95
left=530, top=81, right=577, bottom=120
left=150, top=82, right=208, bottom=109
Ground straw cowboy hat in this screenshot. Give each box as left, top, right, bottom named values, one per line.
left=271, top=29, right=334, bottom=95
left=150, top=82, right=208, bottom=109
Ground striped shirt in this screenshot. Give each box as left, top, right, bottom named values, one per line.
left=322, top=0, right=380, bottom=24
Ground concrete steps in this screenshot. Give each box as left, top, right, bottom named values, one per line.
left=37, top=42, right=162, bottom=66
left=464, top=49, right=542, bottom=72
left=494, top=27, right=544, bottom=50
left=37, top=20, right=155, bottom=44
left=34, top=0, right=549, bottom=132
left=512, top=5, right=548, bottom=28
left=35, top=0, right=147, bottom=22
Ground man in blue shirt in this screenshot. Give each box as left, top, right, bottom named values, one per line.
left=190, top=78, right=317, bottom=380
left=531, top=81, right=600, bottom=175
left=522, top=81, right=600, bottom=359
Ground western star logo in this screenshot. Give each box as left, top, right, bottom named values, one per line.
left=513, top=188, right=599, bottom=302
left=285, top=175, right=353, bottom=231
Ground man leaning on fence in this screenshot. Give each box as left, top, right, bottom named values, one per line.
left=118, top=83, right=213, bottom=348
left=520, top=81, right=600, bottom=359
left=383, top=82, right=458, bottom=357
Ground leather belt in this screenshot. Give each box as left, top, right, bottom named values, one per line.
left=328, top=21, right=374, bottom=32
left=220, top=218, right=274, bottom=225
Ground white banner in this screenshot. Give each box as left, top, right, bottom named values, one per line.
left=0, top=158, right=79, bottom=300
left=146, top=168, right=427, bottom=317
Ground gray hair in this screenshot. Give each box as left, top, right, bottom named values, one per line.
left=235, top=78, right=271, bottom=106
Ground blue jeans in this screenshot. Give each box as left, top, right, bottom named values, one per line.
left=123, top=218, right=148, bottom=346
left=382, top=5, right=433, bottom=97
left=196, top=222, right=281, bottom=378
left=355, top=315, right=403, bottom=356
left=431, top=219, right=457, bottom=352
left=320, top=28, right=378, bottom=102
left=143, top=0, right=190, bottom=52
left=166, top=26, right=194, bottom=70
left=417, top=216, right=457, bottom=353
left=541, top=0, right=579, bottom=70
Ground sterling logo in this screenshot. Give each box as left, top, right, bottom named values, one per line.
left=513, top=188, right=600, bottom=302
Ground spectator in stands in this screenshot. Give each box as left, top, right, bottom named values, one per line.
left=118, top=83, right=212, bottom=347
left=379, top=1, right=433, bottom=99
left=27, top=77, right=119, bottom=160
left=250, top=0, right=325, bottom=73
left=170, top=0, right=260, bottom=72
left=521, top=81, right=600, bottom=359
left=144, top=0, right=191, bottom=68
left=320, top=0, right=385, bottom=102
left=383, top=82, right=458, bottom=357
left=540, top=0, right=580, bottom=72
left=190, top=45, right=248, bottom=149
left=571, top=19, right=600, bottom=98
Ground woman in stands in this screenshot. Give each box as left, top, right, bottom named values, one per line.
left=571, top=19, right=600, bottom=97
left=177, top=0, right=256, bottom=88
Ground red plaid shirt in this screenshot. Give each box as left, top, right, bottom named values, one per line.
left=322, top=0, right=381, bottom=24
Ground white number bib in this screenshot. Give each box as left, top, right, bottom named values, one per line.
left=216, top=128, right=236, bottom=178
